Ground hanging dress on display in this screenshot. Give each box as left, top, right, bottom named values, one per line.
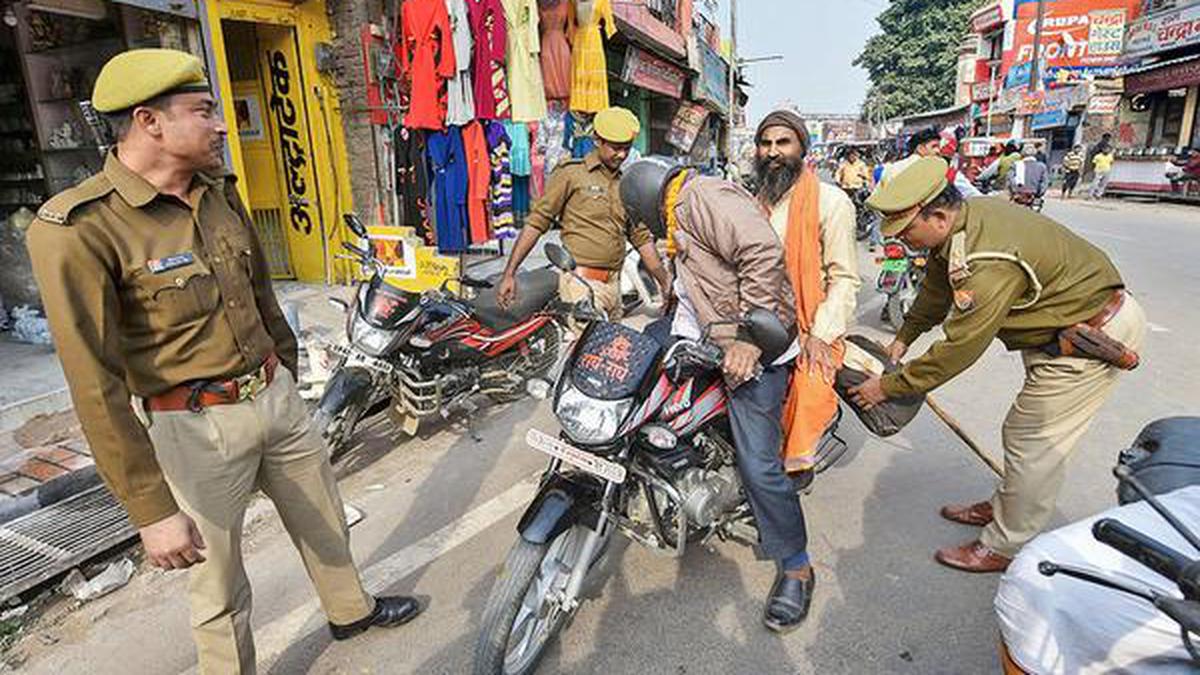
left=426, top=127, right=470, bottom=253
left=468, top=0, right=510, bottom=119
left=529, top=121, right=545, bottom=196
left=395, top=127, right=433, bottom=244
left=444, top=0, right=477, bottom=125
left=485, top=121, right=517, bottom=238
left=538, top=0, right=575, bottom=102
left=462, top=120, right=493, bottom=244
left=538, top=101, right=570, bottom=178
left=564, top=111, right=595, bottom=158
left=502, top=0, right=548, bottom=123
left=399, top=0, right=458, bottom=130
left=569, top=0, right=614, bottom=113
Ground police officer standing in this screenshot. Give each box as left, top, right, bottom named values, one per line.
left=849, top=157, right=1147, bottom=573
left=496, top=107, right=671, bottom=317
left=26, top=50, right=420, bottom=673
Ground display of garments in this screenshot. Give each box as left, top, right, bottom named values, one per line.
left=538, top=103, right=570, bottom=177
left=529, top=121, right=545, bottom=196
left=569, top=0, right=615, bottom=113
left=394, top=127, right=432, bottom=244
left=399, top=0, right=458, bottom=130
left=503, top=0, right=548, bottom=122
left=505, top=121, right=532, bottom=176
left=513, top=174, right=531, bottom=218
left=462, top=121, right=492, bottom=244
left=467, top=0, right=509, bottom=120
left=565, top=111, right=595, bottom=158
left=485, top=121, right=516, bottom=238
left=426, top=127, right=470, bottom=253
left=538, top=0, right=575, bottom=101
left=444, top=0, right=476, bottom=125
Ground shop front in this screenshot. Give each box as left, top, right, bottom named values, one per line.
left=1108, top=55, right=1200, bottom=195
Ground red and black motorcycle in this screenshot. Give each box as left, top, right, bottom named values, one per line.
left=314, top=215, right=563, bottom=456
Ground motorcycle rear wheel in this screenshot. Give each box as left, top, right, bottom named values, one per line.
left=473, top=526, right=588, bottom=675
left=885, top=290, right=915, bottom=332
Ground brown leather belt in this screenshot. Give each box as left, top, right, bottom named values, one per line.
left=1087, top=289, right=1126, bottom=328
left=147, top=353, right=279, bottom=413
left=576, top=266, right=616, bottom=283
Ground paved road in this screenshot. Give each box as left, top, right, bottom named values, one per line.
left=8, top=197, right=1200, bottom=675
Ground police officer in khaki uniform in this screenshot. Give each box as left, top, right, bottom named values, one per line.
left=848, top=157, right=1147, bottom=573
left=496, top=106, right=671, bottom=317
left=26, top=50, right=420, bottom=673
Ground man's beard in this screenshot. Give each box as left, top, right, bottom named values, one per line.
left=755, top=155, right=804, bottom=206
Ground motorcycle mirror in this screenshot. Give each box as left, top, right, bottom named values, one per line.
left=544, top=243, right=576, bottom=272
left=744, top=308, right=792, bottom=362
left=343, top=213, right=369, bottom=238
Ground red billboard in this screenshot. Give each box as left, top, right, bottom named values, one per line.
left=1003, top=0, right=1141, bottom=85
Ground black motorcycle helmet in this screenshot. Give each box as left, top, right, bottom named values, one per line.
left=619, top=156, right=684, bottom=240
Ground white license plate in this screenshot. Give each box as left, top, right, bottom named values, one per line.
left=526, top=429, right=627, bottom=484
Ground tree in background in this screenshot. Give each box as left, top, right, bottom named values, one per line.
left=855, top=0, right=983, bottom=120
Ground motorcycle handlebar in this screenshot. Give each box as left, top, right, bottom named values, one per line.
left=1094, top=518, right=1197, bottom=591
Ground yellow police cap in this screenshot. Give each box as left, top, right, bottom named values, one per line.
left=593, top=107, right=641, bottom=143
left=867, top=157, right=950, bottom=236
left=92, top=49, right=210, bottom=113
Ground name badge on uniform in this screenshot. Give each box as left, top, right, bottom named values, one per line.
left=146, top=252, right=195, bottom=274
left=585, top=185, right=606, bottom=196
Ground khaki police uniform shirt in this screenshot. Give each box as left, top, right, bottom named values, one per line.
left=26, top=152, right=298, bottom=527
left=880, top=197, right=1123, bottom=399
left=525, top=152, right=653, bottom=270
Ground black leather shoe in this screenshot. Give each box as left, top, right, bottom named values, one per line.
left=329, top=595, right=423, bottom=641
left=763, top=569, right=815, bottom=634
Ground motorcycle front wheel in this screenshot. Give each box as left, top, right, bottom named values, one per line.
left=473, top=526, right=590, bottom=675
left=315, top=400, right=365, bottom=461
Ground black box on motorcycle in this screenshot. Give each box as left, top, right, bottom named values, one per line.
left=1118, top=417, right=1200, bottom=504
left=834, top=335, right=925, bottom=437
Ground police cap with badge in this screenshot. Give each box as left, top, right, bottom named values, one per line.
left=866, top=156, right=950, bottom=237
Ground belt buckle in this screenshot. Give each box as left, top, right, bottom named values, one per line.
left=238, top=370, right=267, bottom=401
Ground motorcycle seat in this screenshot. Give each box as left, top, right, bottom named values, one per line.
left=471, top=268, right=559, bottom=331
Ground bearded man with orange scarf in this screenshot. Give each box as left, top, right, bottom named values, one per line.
left=753, top=111, right=861, bottom=487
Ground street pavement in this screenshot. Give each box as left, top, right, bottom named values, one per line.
left=6, top=196, right=1200, bottom=675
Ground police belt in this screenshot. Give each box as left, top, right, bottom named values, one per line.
left=1041, top=290, right=1139, bottom=370
left=147, top=353, right=280, bottom=412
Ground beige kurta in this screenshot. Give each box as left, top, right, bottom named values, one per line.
left=768, top=182, right=860, bottom=344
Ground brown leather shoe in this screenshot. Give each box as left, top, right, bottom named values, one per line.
left=940, top=500, right=994, bottom=526
left=935, top=540, right=1012, bottom=573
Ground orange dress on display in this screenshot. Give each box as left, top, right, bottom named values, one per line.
left=538, top=0, right=575, bottom=102
left=398, top=0, right=458, bottom=130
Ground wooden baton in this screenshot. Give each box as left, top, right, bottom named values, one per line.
left=925, top=396, right=1004, bottom=478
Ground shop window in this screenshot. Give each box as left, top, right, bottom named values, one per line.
left=1149, top=89, right=1188, bottom=148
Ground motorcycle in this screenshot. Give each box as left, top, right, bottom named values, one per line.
left=848, top=186, right=879, bottom=242
left=314, top=214, right=564, bottom=456
left=1010, top=189, right=1045, bottom=212
left=875, top=239, right=927, bottom=331
left=473, top=243, right=847, bottom=675
left=619, top=245, right=662, bottom=315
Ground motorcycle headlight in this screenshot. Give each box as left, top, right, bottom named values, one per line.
left=554, top=383, right=635, bottom=447
left=350, top=315, right=398, bottom=357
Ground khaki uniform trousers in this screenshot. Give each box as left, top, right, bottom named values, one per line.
left=146, top=367, right=373, bottom=675
left=558, top=271, right=622, bottom=328
left=980, top=294, right=1147, bottom=557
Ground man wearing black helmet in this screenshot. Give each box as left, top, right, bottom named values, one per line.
left=620, top=157, right=815, bottom=634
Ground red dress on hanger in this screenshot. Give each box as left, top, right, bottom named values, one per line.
left=468, top=0, right=510, bottom=119
left=398, top=0, right=458, bottom=130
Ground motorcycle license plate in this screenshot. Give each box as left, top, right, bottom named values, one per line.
left=881, top=259, right=909, bottom=273
left=526, top=429, right=627, bottom=484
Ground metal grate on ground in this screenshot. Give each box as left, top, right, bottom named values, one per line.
left=0, top=485, right=134, bottom=602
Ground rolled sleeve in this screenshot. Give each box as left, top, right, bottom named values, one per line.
left=882, top=262, right=1027, bottom=397
left=811, top=188, right=861, bottom=343
left=27, top=222, right=178, bottom=527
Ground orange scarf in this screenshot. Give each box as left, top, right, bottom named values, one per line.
left=779, top=170, right=843, bottom=473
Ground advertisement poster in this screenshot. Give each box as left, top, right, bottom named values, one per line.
left=666, top=102, right=710, bottom=151
left=1004, top=0, right=1141, bottom=82
left=622, top=46, right=686, bottom=99
left=1125, top=3, right=1200, bottom=60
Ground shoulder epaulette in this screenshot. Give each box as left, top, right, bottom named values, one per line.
left=36, top=174, right=115, bottom=225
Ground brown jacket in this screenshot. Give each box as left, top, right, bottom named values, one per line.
left=671, top=175, right=797, bottom=340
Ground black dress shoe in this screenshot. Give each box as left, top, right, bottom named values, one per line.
left=329, top=595, right=423, bottom=641
left=763, top=569, right=815, bottom=634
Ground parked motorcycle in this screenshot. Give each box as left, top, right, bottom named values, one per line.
left=472, top=243, right=846, bottom=675
left=849, top=186, right=879, bottom=242
left=876, top=239, right=927, bottom=331
left=1010, top=189, right=1045, bottom=212
left=314, top=214, right=563, bottom=457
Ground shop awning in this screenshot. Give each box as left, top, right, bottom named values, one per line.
left=1123, top=54, right=1200, bottom=94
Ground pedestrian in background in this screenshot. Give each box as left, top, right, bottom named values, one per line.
left=1090, top=145, right=1116, bottom=200
left=1060, top=145, right=1085, bottom=199
left=26, top=50, right=420, bottom=674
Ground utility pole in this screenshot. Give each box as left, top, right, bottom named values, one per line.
left=726, top=0, right=738, bottom=162
left=1029, top=0, right=1046, bottom=91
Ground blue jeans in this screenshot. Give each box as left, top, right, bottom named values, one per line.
left=728, top=365, right=809, bottom=561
